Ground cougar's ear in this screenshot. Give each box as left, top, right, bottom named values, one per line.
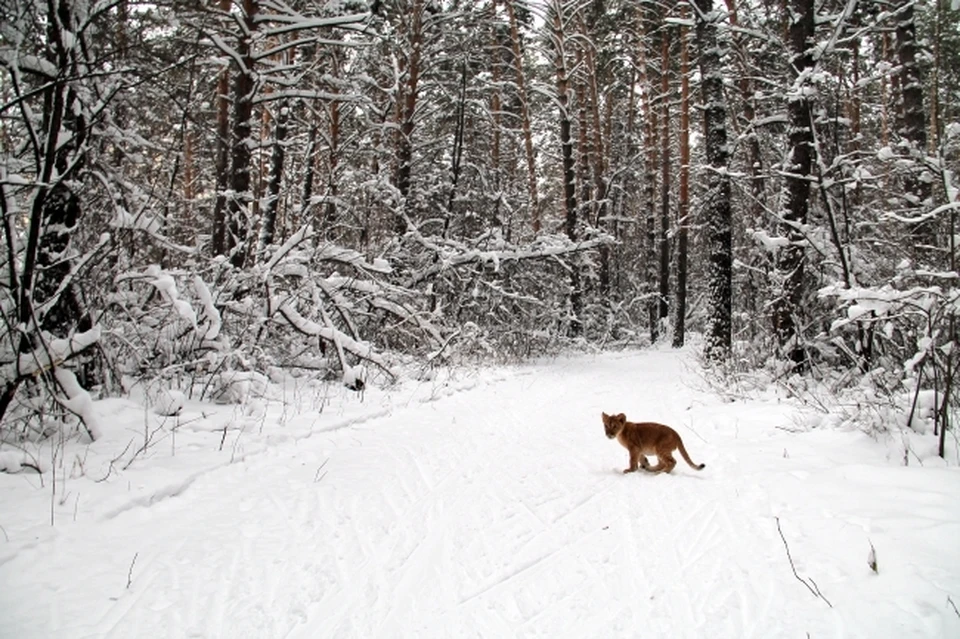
left=617, top=413, right=626, bottom=421
left=601, top=411, right=608, bottom=419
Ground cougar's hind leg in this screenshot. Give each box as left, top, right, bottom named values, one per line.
left=646, top=457, right=667, bottom=474
left=661, top=453, right=677, bottom=474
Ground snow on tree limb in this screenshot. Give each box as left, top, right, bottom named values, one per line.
left=0, top=326, right=102, bottom=384
left=256, top=13, right=370, bottom=32
left=262, top=224, right=314, bottom=274
left=193, top=276, right=222, bottom=341
left=144, top=265, right=197, bottom=329
left=313, top=274, right=442, bottom=347
left=326, top=276, right=442, bottom=345
left=315, top=245, right=393, bottom=274
left=261, top=225, right=392, bottom=277
left=274, top=298, right=396, bottom=379
left=54, top=367, right=102, bottom=441
left=405, top=232, right=613, bottom=286
left=0, top=50, right=58, bottom=77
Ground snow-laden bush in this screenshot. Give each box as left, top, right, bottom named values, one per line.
left=102, top=228, right=447, bottom=403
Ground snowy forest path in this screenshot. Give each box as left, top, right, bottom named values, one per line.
left=2, top=348, right=960, bottom=638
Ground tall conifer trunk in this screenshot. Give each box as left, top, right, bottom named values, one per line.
left=772, top=0, right=815, bottom=368
left=695, top=0, right=733, bottom=361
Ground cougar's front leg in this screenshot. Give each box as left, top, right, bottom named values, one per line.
left=624, top=448, right=640, bottom=474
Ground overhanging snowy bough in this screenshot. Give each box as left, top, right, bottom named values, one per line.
left=398, top=227, right=615, bottom=359
left=261, top=228, right=443, bottom=387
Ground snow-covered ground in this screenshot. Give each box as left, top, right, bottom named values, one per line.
left=1, top=348, right=959, bottom=638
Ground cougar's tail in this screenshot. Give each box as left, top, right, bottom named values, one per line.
left=678, top=440, right=705, bottom=470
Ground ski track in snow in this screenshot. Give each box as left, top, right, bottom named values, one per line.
left=1, top=349, right=960, bottom=638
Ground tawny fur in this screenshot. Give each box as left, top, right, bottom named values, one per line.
left=602, top=412, right=705, bottom=475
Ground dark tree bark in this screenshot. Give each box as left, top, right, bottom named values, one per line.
left=635, top=5, right=659, bottom=342
left=583, top=26, right=610, bottom=294
left=504, top=0, right=541, bottom=233
left=211, top=0, right=231, bottom=257
left=394, top=0, right=424, bottom=235
left=302, top=124, right=318, bottom=231
left=695, top=0, right=733, bottom=361
left=896, top=1, right=934, bottom=264
left=881, top=31, right=894, bottom=147
left=658, top=29, right=671, bottom=326
left=489, top=16, right=503, bottom=226
left=896, top=1, right=928, bottom=156
left=257, top=98, right=289, bottom=256
left=573, top=47, right=592, bottom=229
left=772, top=0, right=815, bottom=368
left=550, top=0, right=582, bottom=336
left=443, top=62, right=468, bottom=238
left=36, top=0, right=91, bottom=339
left=674, top=10, right=690, bottom=349
left=323, top=50, right=342, bottom=240
left=724, top=0, right=764, bottom=226
left=226, top=0, right=258, bottom=268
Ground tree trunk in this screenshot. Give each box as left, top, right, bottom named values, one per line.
left=930, top=0, right=942, bottom=153
left=444, top=62, right=468, bottom=238
left=183, top=129, right=196, bottom=201
left=211, top=0, right=231, bottom=257
left=37, top=0, right=89, bottom=339
left=583, top=29, right=610, bottom=294
left=575, top=75, right=592, bottom=228
left=673, top=10, right=690, bottom=349
left=323, top=50, right=342, bottom=240
left=696, top=0, right=733, bottom=361
left=896, top=0, right=933, bottom=264
left=772, top=0, right=815, bottom=369
left=504, top=0, right=541, bottom=233
left=302, top=124, right=318, bottom=232
left=658, top=29, right=671, bottom=326
left=394, top=0, right=424, bottom=236
left=636, top=5, right=659, bottom=342
left=257, top=99, right=289, bottom=256
left=724, top=0, right=764, bottom=227
left=226, top=0, right=258, bottom=268
left=551, top=0, right=582, bottom=336
left=881, top=32, right=892, bottom=147
left=490, top=16, right=503, bottom=226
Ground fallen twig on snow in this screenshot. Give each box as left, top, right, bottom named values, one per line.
left=126, top=552, right=139, bottom=590
left=219, top=425, right=228, bottom=451
left=775, top=516, right=833, bottom=608
left=314, top=458, right=329, bottom=483
left=867, top=540, right=878, bottom=573
left=948, top=595, right=960, bottom=619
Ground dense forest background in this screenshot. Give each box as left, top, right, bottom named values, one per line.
left=1, top=0, right=959, bottom=456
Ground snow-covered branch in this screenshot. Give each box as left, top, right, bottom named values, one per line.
left=0, top=326, right=102, bottom=385
left=274, top=298, right=396, bottom=379
left=406, top=232, right=613, bottom=286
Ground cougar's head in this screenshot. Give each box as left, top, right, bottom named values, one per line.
left=602, top=412, right=626, bottom=439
